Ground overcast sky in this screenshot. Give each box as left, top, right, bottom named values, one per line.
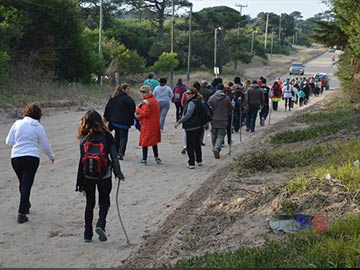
left=190, top=0, right=329, bottom=19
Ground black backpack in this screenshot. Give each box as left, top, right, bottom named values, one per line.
left=273, top=86, right=280, bottom=97
left=197, top=100, right=213, bottom=125
left=81, top=134, right=109, bottom=179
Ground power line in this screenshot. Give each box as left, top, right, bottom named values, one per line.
left=18, top=0, right=53, bottom=9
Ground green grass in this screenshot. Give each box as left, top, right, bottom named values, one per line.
left=313, top=162, right=360, bottom=192
left=175, top=214, right=360, bottom=268
left=234, top=141, right=351, bottom=174
left=270, top=102, right=359, bottom=145
left=270, top=121, right=351, bottom=144
left=286, top=174, right=317, bottom=194
left=234, top=138, right=360, bottom=190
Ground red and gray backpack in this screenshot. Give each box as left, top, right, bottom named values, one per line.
left=173, top=87, right=183, bottom=102
left=81, top=134, right=109, bottom=179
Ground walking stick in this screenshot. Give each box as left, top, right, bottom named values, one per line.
left=268, top=100, right=273, bottom=125
left=239, top=103, right=242, bottom=142
left=116, top=177, right=130, bottom=246
left=228, top=108, right=234, bottom=156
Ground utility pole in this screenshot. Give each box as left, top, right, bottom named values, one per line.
left=234, top=3, right=246, bottom=71
left=251, top=31, right=256, bottom=54
left=186, top=3, right=192, bottom=84
left=171, top=0, right=174, bottom=53
left=279, top=14, right=282, bottom=45
left=235, top=3, right=248, bottom=16
left=271, top=31, right=274, bottom=55
left=264, top=13, right=269, bottom=50
left=98, top=0, right=103, bottom=85
left=170, top=0, right=175, bottom=87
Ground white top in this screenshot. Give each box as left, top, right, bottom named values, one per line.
left=153, top=85, right=173, bottom=102
left=282, top=83, right=294, bottom=99
left=5, top=116, right=55, bottom=160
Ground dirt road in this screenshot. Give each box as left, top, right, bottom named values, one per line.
left=0, top=48, right=339, bottom=267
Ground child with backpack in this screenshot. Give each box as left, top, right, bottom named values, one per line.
left=76, top=110, right=125, bottom=243
left=297, top=89, right=306, bottom=107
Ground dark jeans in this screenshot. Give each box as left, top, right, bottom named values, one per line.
left=233, top=107, right=241, bottom=131
left=242, top=107, right=248, bottom=126
left=246, top=104, right=260, bottom=132
left=186, top=128, right=202, bottom=166
left=200, top=128, right=205, bottom=144
left=174, top=102, right=183, bottom=122
left=84, top=178, right=112, bottom=239
left=259, top=105, right=269, bottom=121
left=226, top=112, right=232, bottom=144
left=114, top=128, right=129, bottom=156
left=142, top=145, right=159, bottom=160
left=11, top=156, right=39, bottom=215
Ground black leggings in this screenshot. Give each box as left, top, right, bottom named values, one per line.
left=284, top=98, right=292, bottom=109
left=11, top=156, right=40, bottom=214
left=84, top=178, right=112, bottom=239
left=142, top=145, right=159, bottom=160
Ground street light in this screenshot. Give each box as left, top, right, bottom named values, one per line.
left=250, top=31, right=258, bottom=54
left=214, top=27, right=222, bottom=77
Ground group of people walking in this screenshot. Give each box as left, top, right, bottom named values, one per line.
left=4, top=71, right=325, bottom=243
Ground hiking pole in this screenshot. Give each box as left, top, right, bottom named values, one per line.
left=228, top=109, right=234, bottom=156
left=268, top=101, right=273, bottom=125
left=239, top=104, right=242, bottom=142
left=116, top=177, right=130, bottom=246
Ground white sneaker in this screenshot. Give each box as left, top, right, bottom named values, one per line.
left=197, top=162, right=202, bottom=167
left=187, top=165, right=195, bottom=169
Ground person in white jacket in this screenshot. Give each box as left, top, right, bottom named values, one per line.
left=5, top=103, right=55, bottom=224
left=282, top=78, right=295, bottom=111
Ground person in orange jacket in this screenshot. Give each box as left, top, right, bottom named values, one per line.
left=135, top=85, right=162, bottom=165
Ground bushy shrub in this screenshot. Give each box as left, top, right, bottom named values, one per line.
left=152, top=52, right=179, bottom=73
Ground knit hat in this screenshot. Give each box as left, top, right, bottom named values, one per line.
left=216, top=83, right=224, bottom=90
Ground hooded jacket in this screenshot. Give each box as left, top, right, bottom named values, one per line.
left=247, top=84, right=265, bottom=106
left=6, top=116, right=54, bottom=160
left=208, top=90, right=233, bottom=129
left=135, top=94, right=161, bottom=147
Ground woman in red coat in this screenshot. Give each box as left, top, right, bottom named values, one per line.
left=135, top=85, right=162, bottom=165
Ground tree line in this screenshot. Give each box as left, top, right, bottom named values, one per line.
left=310, top=0, right=360, bottom=101
left=1, top=0, right=355, bottom=94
